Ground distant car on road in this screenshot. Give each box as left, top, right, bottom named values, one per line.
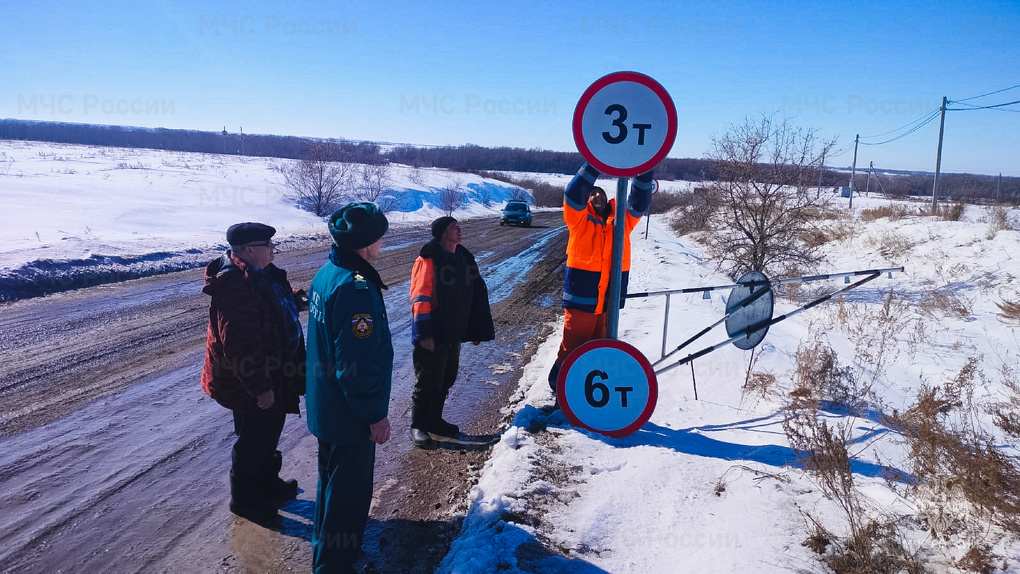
left=500, top=201, right=532, bottom=227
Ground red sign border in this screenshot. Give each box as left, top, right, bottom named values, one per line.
left=572, top=71, right=678, bottom=178
left=556, top=338, right=659, bottom=438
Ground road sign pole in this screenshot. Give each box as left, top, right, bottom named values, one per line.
left=606, top=176, right=628, bottom=339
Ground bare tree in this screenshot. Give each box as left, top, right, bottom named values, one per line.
left=282, top=141, right=354, bottom=216
left=353, top=162, right=392, bottom=202
left=705, top=113, right=837, bottom=277
left=407, top=164, right=428, bottom=187
left=508, top=187, right=531, bottom=203
left=439, top=177, right=463, bottom=216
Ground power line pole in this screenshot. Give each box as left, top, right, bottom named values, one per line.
left=817, top=148, right=826, bottom=190
left=932, top=96, right=947, bottom=211
left=848, top=134, right=859, bottom=208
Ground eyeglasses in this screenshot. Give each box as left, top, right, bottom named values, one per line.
left=245, top=241, right=275, bottom=249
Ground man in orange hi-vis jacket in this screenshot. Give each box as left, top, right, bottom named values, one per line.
left=409, top=217, right=495, bottom=449
left=548, top=162, right=654, bottom=391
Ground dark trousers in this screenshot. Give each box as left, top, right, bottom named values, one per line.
left=231, top=410, right=286, bottom=481
left=312, top=439, right=376, bottom=574
left=411, top=342, right=461, bottom=430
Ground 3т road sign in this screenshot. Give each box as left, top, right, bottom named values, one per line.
left=572, top=71, right=678, bottom=178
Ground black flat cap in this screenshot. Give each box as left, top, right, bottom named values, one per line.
left=227, top=222, right=276, bottom=247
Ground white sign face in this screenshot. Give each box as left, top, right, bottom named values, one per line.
left=573, top=72, right=677, bottom=178
left=557, top=339, right=658, bottom=438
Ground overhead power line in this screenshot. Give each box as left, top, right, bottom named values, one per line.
left=860, top=108, right=942, bottom=146
left=953, top=83, right=1020, bottom=103
left=859, top=107, right=941, bottom=140
left=948, top=99, right=1020, bottom=112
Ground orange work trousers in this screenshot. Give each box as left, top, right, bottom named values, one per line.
left=555, top=308, right=607, bottom=364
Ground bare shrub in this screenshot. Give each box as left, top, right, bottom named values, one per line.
left=918, top=289, right=971, bottom=320
left=834, top=291, right=910, bottom=393
left=887, top=360, right=1020, bottom=538
left=507, top=187, right=531, bottom=203
left=868, top=230, right=913, bottom=261
left=0, top=152, right=14, bottom=176
left=282, top=141, right=354, bottom=216
left=742, top=370, right=778, bottom=402
left=785, top=353, right=928, bottom=574
left=647, top=190, right=688, bottom=214
left=991, top=367, right=1020, bottom=441
left=937, top=202, right=966, bottom=222
left=667, top=189, right=719, bottom=236
left=860, top=204, right=917, bottom=222
left=353, top=162, right=391, bottom=202
left=985, top=206, right=1015, bottom=238
left=824, top=217, right=860, bottom=244
left=439, top=178, right=463, bottom=216
left=477, top=171, right=561, bottom=207
left=793, top=339, right=857, bottom=408
left=408, top=164, right=428, bottom=186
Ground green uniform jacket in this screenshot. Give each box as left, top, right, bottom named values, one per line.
left=306, top=246, right=393, bottom=445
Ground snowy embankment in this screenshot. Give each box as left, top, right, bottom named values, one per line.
left=0, top=140, right=524, bottom=300
left=440, top=197, right=1020, bottom=573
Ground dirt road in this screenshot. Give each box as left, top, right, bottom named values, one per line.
left=0, top=211, right=567, bottom=573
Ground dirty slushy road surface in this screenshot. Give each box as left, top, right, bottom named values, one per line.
left=0, top=211, right=566, bottom=573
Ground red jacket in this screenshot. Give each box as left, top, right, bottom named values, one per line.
left=201, top=252, right=306, bottom=414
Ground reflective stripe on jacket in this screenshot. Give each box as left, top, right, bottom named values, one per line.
left=410, top=239, right=495, bottom=345
left=562, top=163, right=653, bottom=314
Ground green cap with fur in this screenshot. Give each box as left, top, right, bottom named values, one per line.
left=328, top=202, right=388, bottom=250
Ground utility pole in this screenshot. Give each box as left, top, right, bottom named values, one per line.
left=848, top=134, right=859, bottom=208
left=817, top=148, right=826, bottom=190
left=866, top=161, right=873, bottom=195
left=932, top=96, right=947, bottom=211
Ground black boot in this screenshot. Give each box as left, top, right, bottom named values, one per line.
left=429, top=395, right=459, bottom=438
left=230, top=475, right=281, bottom=527
left=410, top=402, right=438, bottom=449
left=411, top=428, right=438, bottom=450
left=548, top=363, right=561, bottom=392
left=259, top=450, right=298, bottom=505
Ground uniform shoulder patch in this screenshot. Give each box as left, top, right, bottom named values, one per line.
left=352, top=314, right=374, bottom=338
left=354, top=272, right=368, bottom=290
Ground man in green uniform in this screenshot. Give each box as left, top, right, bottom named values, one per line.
left=306, top=202, right=392, bottom=574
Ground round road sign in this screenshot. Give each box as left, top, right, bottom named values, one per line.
left=725, top=270, right=774, bottom=350
left=557, top=339, right=658, bottom=438
left=572, top=71, right=678, bottom=178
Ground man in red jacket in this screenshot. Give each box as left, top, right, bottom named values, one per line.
left=201, top=222, right=307, bottom=527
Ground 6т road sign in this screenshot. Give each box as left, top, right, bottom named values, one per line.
left=557, top=339, right=658, bottom=438
left=572, top=71, right=678, bottom=178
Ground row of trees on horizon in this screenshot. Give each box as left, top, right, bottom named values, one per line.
left=1, top=118, right=1017, bottom=205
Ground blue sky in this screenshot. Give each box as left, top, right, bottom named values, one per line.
left=3, top=0, right=1018, bottom=175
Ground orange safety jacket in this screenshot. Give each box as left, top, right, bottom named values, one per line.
left=562, top=163, right=653, bottom=314
left=409, top=239, right=495, bottom=345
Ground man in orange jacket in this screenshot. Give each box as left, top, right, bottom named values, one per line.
left=548, top=162, right=654, bottom=390
left=409, top=217, right=495, bottom=449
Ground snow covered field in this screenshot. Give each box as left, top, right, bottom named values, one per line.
left=0, top=140, right=523, bottom=299
left=3, top=140, right=1019, bottom=572
left=440, top=200, right=1020, bottom=571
